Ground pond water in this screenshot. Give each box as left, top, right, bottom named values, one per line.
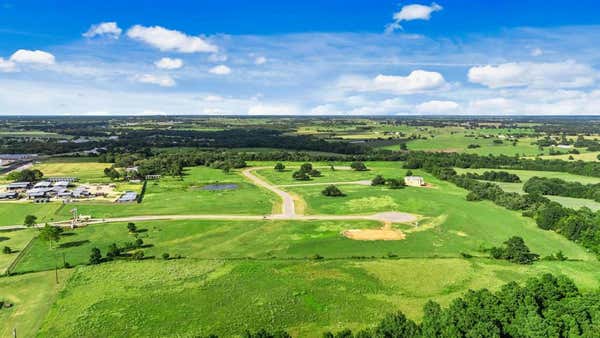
left=201, top=183, right=239, bottom=191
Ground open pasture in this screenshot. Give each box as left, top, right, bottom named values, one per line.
left=36, top=258, right=600, bottom=338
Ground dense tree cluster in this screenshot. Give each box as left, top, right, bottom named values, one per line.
left=465, top=170, right=521, bottom=183
left=524, top=176, right=600, bottom=201
left=7, top=169, right=43, bottom=182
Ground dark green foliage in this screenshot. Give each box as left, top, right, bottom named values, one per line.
left=490, top=236, right=539, bottom=264
left=350, top=161, right=367, bottom=171
left=524, top=176, right=600, bottom=201
left=89, top=247, right=102, bottom=265
left=405, top=170, right=413, bottom=176
left=309, top=169, right=322, bottom=177
left=386, top=178, right=405, bottom=189
left=24, top=215, right=37, bottom=227
left=162, top=252, right=170, bottom=260
left=243, top=329, right=291, bottom=338
left=321, top=185, right=344, bottom=197
left=300, top=163, right=313, bottom=173
left=135, top=238, right=144, bottom=248
left=103, top=167, right=121, bottom=180
left=534, top=202, right=567, bottom=230
left=274, top=163, right=285, bottom=171
left=321, top=274, right=595, bottom=338
left=131, top=250, right=144, bottom=260
left=2, top=246, right=11, bottom=254
left=106, top=243, right=121, bottom=258
left=292, top=171, right=310, bottom=181
left=466, top=170, right=521, bottom=183
left=7, top=169, right=43, bottom=182
left=371, top=175, right=386, bottom=186
left=38, top=224, right=63, bottom=249
left=127, top=222, right=137, bottom=233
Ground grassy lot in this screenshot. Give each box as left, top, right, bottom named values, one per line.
left=254, top=162, right=405, bottom=186
left=36, top=258, right=600, bottom=337
left=0, top=270, right=72, bottom=338
left=533, top=151, right=600, bottom=162
left=31, top=157, right=111, bottom=183
left=403, top=134, right=545, bottom=156
left=0, top=228, right=36, bottom=273
left=0, top=203, right=64, bottom=227
left=53, top=166, right=276, bottom=219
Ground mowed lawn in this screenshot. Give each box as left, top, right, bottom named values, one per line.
left=0, top=203, right=64, bottom=227
left=0, top=270, right=72, bottom=338
left=37, top=258, right=600, bottom=338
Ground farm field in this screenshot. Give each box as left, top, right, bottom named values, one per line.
left=31, top=157, right=111, bottom=183
left=36, top=258, right=600, bottom=337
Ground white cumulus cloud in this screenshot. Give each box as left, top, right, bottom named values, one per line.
left=10, top=49, right=55, bottom=65
left=154, top=57, right=183, bottom=70
left=83, top=22, right=122, bottom=38
left=127, top=25, right=217, bottom=53
left=340, top=70, right=446, bottom=95
left=386, top=2, right=443, bottom=33
left=468, top=61, right=596, bottom=89
left=209, top=64, right=231, bottom=75
left=134, top=74, right=176, bottom=87
left=0, top=58, right=16, bottom=72
left=415, top=100, right=459, bottom=114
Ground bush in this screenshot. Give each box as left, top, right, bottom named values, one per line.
left=2, top=246, right=12, bottom=254
left=131, top=251, right=145, bottom=260
left=292, top=171, right=310, bottom=181
left=89, top=247, right=102, bottom=265
left=135, top=238, right=144, bottom=248
left=371, top=175, right=386, bottom=186
left=274, top=163, right=285, bottom=171
left=300, top=163, right=313, bottom=173
left=350, top=161, right=367, bottom=171
left=309, top=169, right=321, bottom=177
left=386, top=178, right=405, bottom=189
left=322, top=185, right=344, bottom=197
left=127, top=222, right=137, bottom=233
left=162, top=252, right=170, bottom=260
left=490, top=236, right=539, bottom=264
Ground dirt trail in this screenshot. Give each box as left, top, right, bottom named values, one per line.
left=241, top=167, right=297, bottom=216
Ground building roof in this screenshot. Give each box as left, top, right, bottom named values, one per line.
left=53, top=181, right=70, bottom=187
left=7, top=182, right=31, bottom=188
left=117, top=191, right=138, bottom=202
left=34, top=181, right=52, bottom=188
left=0, top=192, right=18, bottom=198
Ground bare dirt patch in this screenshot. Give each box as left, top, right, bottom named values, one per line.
left=343, top=221, right=406, bottom=241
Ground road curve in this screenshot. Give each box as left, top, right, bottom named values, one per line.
left=241, top=167, right=296, bottom=217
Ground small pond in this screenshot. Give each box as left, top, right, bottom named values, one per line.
left=201, top=183, right=239, bottom=191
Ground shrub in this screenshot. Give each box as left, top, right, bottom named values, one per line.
left=162, top=252, right=170, bottom=260
left=292, top=171, right=310, bottom=181
left=274, top=163, right=285, bottom=171
left=309, top=169, right=321, bottom=177
left=300, top=163, right=313, bottom=173
left=89, top=247, right=102, bottom=265
left=322, top=185, right=344, bottom=197
left=131, top=251, right=145, bottom=260
left=386, top=178, right=405, bottom=189
left=2, top=246, right=11, bottom=254
left=371, top=175, right=386, bottom=186
left=127, top=222, right=137, bottom=233
left=350, top=161, right=367, bottom=171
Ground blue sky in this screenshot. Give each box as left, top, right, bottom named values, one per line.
left=1, top=1, right=600, bottom=115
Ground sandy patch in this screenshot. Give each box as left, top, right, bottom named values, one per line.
left=343, top=221, right=406, bottom=241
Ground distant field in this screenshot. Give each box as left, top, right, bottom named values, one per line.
left=454, top=168, right=600, bottom=210
left=36, top=258, right=600, bottom=337
left=32, top=157, right=110, bottom=183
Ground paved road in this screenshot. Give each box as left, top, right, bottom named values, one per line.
left=241, top=167, right=297, bottom=217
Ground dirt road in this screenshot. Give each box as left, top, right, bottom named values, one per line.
left=241, top=167, right=296, bottom=216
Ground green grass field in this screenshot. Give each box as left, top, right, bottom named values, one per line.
left=0, top=270, right=72, bottom=338
left=36, top=258, right=600, bottom=337
left=0, top=228, right=36, bottom=273
left=32, top=157, right=112, bottom=183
